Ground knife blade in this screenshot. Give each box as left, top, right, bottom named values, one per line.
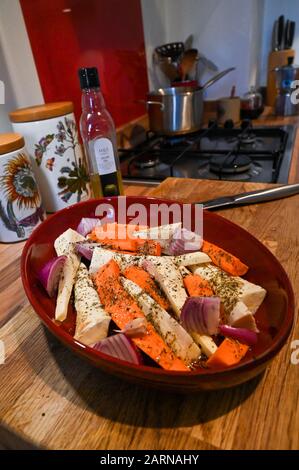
left=278, top=15, right=285, bottom=50
left=198, top=184, right=299, bottom=210
left=288, top=21, right=296, bottom=49
left=272, top=20, right=279, bottom=51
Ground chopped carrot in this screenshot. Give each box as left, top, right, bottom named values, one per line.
left=206, top=338, right=249, bottom=368
left=89, top=223, right=161, bottom=255
left=93, top=238, right=137, bottom=252
left=202, top=240, right=249, bottom=276
left=94, top=260, right=188, bottom=371
left=109, top=249, right=138, bottom=255
left=183, top=273, right=214, bottom=297
left=135, top=239, right=162, bottom=256
left=89, top=223, right=156, bottom=253
left=123, top=265, right=170, bottom=310
left=88, top=230, right=99, bottom=241
left=94, top=223, right=148, bottom=241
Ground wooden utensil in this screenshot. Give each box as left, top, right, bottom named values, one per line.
left=159, top=58, right=180, bottom=82
left=179, top=49, right=198, bottom=81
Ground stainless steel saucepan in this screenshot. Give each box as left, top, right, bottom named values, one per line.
left=146, top=67, right=235, bottom=135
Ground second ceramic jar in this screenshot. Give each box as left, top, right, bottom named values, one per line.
left=0, top=133, right=45, bottom=242
left=10, top=102, right=90, bottom=212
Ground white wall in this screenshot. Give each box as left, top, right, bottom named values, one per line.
left=260, top=0, right=299, bottom=85
left=141, top=0, right=168, bottom=90
left=0, top=0, right=43, bottom=132
left=141, top=0, right=265, bottom=99
left=2, top=0, right=294, bottom=128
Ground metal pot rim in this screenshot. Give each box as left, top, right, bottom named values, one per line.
left=148, top=86, right=202, bottom=97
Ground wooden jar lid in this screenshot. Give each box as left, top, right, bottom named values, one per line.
left=0, top=133, right=25, bottom=155
left=9, top=101, right=74, bottom=123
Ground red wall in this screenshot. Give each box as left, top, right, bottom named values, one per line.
left=20, top=0, right=148, bottom=127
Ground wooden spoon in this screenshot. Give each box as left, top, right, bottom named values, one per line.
left=179, top=49, right=198, bottom=81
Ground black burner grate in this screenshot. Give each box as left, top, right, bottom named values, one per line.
left=119, top=125, right=294, bottom=185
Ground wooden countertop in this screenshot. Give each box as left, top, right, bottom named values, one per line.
left=0, top=179, right=299, bottom=450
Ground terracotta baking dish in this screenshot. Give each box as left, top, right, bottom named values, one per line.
left=21, top=197, right=294, bottom=392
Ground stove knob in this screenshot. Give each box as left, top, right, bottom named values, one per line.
left=241, top=119, right=252, bottom=130
left=224, top=119, right=234, bottom=129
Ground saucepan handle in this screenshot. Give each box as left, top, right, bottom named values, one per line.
left=146, top=101, right=165, bottom=111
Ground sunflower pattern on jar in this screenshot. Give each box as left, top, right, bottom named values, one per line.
left=0, top=134, right=45, bottom=242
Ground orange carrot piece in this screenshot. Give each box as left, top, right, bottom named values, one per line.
left=94, top=238, right=137, bottom=252
left=109, top=249, right=138, bottom=255
left=135, top=239, right=162, bottom=256
left=94, top=223, right=148, bottom=240
left=123, top=265, right=170, bottom=310
left=207, top=338, right=249, bottom=368
left=183, top=273, right=214, bottom=297
left=94, top=260, right=188, bottom=371
left=87, top=230, right=99, bottom=241
left=202, top=240, right=249, bottom=276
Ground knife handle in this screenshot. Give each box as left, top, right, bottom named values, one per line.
left=278, top=15, right=285, bottom=50
left=285, top=19, right=290, bottom=49
left=273, top=20, right=279, bottom=51
left=234, top=184, right=299, bottom=205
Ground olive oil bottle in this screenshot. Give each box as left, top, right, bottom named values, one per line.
left=78, top=67, right=124, bottom=197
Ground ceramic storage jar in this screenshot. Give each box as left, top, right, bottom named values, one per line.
left=0, top=133, right=45, bottom=242
left=10, top=102, right=90, bottom=212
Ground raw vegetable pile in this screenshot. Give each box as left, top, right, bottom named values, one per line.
left=38, top=218, right=266, bottom=371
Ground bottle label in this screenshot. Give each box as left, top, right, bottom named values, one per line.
left=92, top=138, right=116, bottom=175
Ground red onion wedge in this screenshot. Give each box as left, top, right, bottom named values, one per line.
left=76, top=217, right=100, bottom=237
left=219, top=325, right=258, bottom=345
left=181, top=296, right=220, bottom=335
left=114, top=317, right=147, bottom=338
left=75, top=242, right=98, bottom=260
left=93, top=333, right=143, bottom=365
left=38, top=256, right=67, bottom=297
left=166, top=227, right=202, bottom=255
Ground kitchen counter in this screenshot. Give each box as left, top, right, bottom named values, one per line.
left=251, top=108, right=299, bottom=183
left=0, top=178, right=298, bottom=450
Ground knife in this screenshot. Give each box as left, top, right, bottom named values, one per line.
left=198, top=184, right=299, bottom=210
left=272, top=20, right=279, bottom=51
left=278, top=15, right=285, bottom=50
left=288, top=21, right=296, bottom=49
left=284, top=19, right=290, bottom=49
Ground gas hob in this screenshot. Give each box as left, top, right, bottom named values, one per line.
left=119, top=122, right=295, bottom=185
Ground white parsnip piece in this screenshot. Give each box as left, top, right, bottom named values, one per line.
left=74, top=264, right=110, bottom=345
left=54, top=228, right=85, bottom=256
left=172, top=251, right=211, bottom=267
left=191, top=264, right=266, bottom=315
left=54, top=228, right=85, bottom=322
left=89, top=247, right=145, bottom=274
left=143, top=256, right=187, bottom=318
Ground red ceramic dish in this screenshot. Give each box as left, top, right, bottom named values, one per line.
left=21, top=197, right=294, bottom=392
